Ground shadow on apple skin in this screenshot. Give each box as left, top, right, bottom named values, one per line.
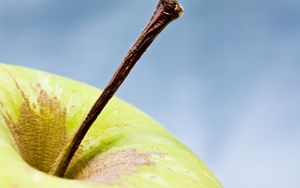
left=0, top=63, right=222, bottom=188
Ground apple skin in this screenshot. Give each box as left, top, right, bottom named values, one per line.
left=0, top=63, right=222, bottom=188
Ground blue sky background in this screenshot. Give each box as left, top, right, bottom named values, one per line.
left=0, top=0, right=300, bottom=187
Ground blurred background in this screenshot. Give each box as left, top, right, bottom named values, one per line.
left=0, top=0, right=299, bottom=187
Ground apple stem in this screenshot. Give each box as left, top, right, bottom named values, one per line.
left=50, top=0, right=184, bottom=177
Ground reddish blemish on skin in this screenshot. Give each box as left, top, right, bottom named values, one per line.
left=66, top=148, right=155, bottom=185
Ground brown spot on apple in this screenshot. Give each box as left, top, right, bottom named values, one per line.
left=0, top=77, right=68, bottom=173
left=67, top=148, right=155, bottom=185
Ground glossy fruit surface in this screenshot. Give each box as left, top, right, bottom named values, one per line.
left=0, top=63, right=222, bottom=188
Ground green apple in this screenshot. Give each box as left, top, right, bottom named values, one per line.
left=0, top=63, right=222, bottom=187
left=0, top=0, right=222, bottom=187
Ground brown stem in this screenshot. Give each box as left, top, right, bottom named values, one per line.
left=50, top=0, right=184, bottom=177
